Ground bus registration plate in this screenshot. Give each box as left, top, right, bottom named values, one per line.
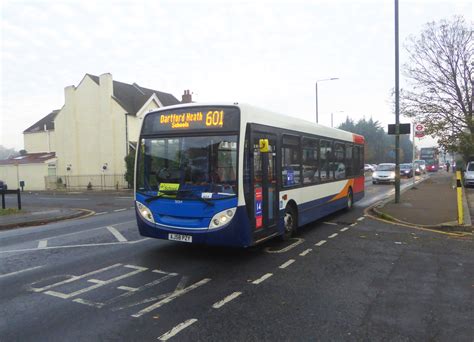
left=168, top=233, right=192, bottom=243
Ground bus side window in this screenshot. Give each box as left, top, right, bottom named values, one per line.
left=281, top=135, right=301, bottom=187
left=359, top=146, right=365, bottom=175
left=253, top=141, right=262, bottom=185
left=302, top=138, right=319, bottom=184
left=346, top=144, right=353, bottom=177
left=320, top=140, right=333, bottom=181
left=334, top=143, right=346, bottom=179
left=355, top=146, right=361, bottom=176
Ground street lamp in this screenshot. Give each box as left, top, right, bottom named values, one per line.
left=315, top=78, right=339, bottom=124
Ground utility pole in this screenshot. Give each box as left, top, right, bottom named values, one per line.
left=315, top=82, right=319, bottom=124
left=412, top=122, right=416, bottom=187
left=394, top=0, right=401, bottom=203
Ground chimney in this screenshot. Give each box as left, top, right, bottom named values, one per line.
left=64, top=85, right=76, bottom=106
left=99, top=73, right=113, bottom=97
left=182, top=89, right=192, bottom=103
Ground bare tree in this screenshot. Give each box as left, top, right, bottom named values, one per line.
left=402, top=16, right=473, bottom=158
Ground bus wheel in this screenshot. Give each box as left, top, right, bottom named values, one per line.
left=282, top=206, right=297, bottom=240
left=346, top=189, right=353, bottom=210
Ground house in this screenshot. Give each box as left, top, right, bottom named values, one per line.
left=1, top=73, right=182, bottom=190
left=0, top=153, right=57, bottom=191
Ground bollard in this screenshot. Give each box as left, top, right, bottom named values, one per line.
left=456, top=171, right=463, bottom=225
left=17, top=189, right=22, bottom=210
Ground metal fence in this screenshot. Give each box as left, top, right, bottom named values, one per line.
left=45, top=174, right=129, bottom=190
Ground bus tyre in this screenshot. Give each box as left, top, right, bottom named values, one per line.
left=282, top=206, right=297, bottom=241
left=346, top=189, right=353, bottom=210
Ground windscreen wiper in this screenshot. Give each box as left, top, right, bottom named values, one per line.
left=144, top=189, right=214, bottom=206
left=186, top=192, right=214, bottom=206
left=144, top=190, right=188, bottom=203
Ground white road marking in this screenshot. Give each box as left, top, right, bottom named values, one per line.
left=38, top=197, right=89, bottom=201
left=114, top=208, right=127, bottom=212
left=328, top=233, right=338, bottom=239
left=95, top=212, right=107, bottom=215
left=11, top=219, right=135, bottom=244
left=265, top=238, right=304, bottom=254
left=87, top=279, right=106, bottom=284
left=106, top=226, right=128, bottom=242
left=0, top=265, right=43, bottom=279
left=315, top=240, right=327, bottom=246
left=350, top=223, right=357, bottom=227
left=117, top=286, right=139, bottom=292
left=299, top=248, right=312, bottom=256
left=38, top=240, right=48, bottom=248
left=114, top=273, right=182, bottom=311
left=252, top=273, right=273, bottom=285
left=84, top=271, right=179, bottom=309
left=323, top=221, right=338, bottom=226
left=340, top=227, right=349, bottom=232
left=47, top=265, right=148, bottom=299
left=357, top=217, right=365, bottom=221
left=212, top=292, right=242, bottom=309
left=29, top=264, right=123, bottom=293
left=73, top=298, right=100, bottom=307
left=1, top=238, right=149, bottom=254
left=158, top=319, right=198, bottom=341
left=132, top=278, right=211, bottom=318
left=279, top=259, right=295, bottom=269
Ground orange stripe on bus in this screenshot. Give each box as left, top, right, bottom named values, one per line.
left=330, top=179, right=354, bottom=202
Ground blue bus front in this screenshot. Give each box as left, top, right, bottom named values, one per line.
left=135, top=106, right=253, bottom=247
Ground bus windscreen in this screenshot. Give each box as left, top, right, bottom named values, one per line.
left=136, top=135, right=238, bottom=199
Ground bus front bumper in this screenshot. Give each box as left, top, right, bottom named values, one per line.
left=136, top=206, right=253, bottom=248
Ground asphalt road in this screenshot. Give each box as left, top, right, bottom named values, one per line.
left=1, top=176, right=472, bottom=341
left=14, top=190, right=135, bottom=213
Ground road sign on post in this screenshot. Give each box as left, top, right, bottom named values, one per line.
left=388, top=123, right=411, bottom=135
left=414, top=123, right=424, bottom=138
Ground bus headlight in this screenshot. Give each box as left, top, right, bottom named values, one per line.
left=209, top=208, right=237, bottom=229
left=136, top=201, right=155, bottom=223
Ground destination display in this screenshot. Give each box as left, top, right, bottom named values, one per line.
left=142, top=106, right=240, bottom=133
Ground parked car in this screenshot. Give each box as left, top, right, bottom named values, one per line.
left=0, top=180, right=7, bottom=191
left=413, top=163, right=421, bottom=175
left=400, top=163, right=414, bottom=178
left=372, top=163, right=396, bottom=184
left=414, top=160, right=426, bottom=173
left=464, top=162, right=474, bottom=187
left=364, top=164, right=375, bottom=172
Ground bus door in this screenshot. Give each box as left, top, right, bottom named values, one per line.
left=252, top=133, right=278, bottom=240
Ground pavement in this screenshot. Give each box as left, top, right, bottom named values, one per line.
left=0, top=207, right=93, bottom=230
left=372, top=171, right=472, bottom=232
left=0, top=190, right=134, bottom=230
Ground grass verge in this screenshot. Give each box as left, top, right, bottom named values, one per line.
left=0, top=208, right=21, bottom=216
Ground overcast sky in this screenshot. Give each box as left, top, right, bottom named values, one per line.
left=1, top=0, right=471, bottom=150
